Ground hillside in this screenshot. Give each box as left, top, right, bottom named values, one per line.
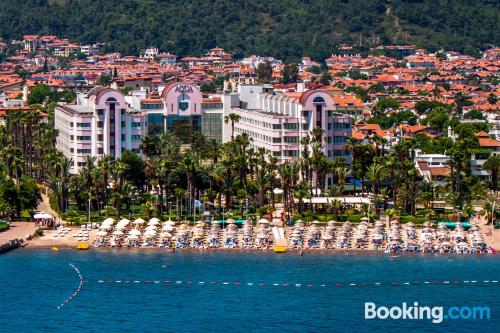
left=0, top=0, right=498, bottom=60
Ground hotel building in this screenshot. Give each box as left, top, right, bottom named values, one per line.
left=223, top=84, right=353, bottom=186
left=54, top=87, right=147, bottom=173
left=126, top=82, right=224, bottom=143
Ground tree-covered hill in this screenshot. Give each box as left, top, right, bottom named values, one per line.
left=0, top=0, right=498, bottom=60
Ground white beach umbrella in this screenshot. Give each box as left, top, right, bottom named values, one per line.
left=118, top=218, right=130, bottom=224
left=148, top=220, right=160, bottom=226
left=97, top=231, right=108, bottom=236
left=164, top=219, right=176, bottom=226
left=257, top=218, right=270, bottom=224
left=99, top=224, right=111, bottom=230
left=129, top=229, right=142, bottom=236
left=146, top=225, right=158, bottom=230
left=128, top=235, right=139, bottom=240
left=160, top=232, right=173, bottom=239
left=133, top=218, right=146, bottom=225
left=162, top=225, right=174, bottom=232
left=149, top=217, right=161, bottom=224
left=113, top=230, right=124, bottom=236
left=102, top=218, right=115, bottom=224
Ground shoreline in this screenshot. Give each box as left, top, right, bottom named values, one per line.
left=19, top=243, right=500, bottom=256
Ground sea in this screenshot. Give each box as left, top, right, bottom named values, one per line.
left=0, top=249, right=498, bottom=333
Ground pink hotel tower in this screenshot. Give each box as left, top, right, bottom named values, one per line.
left=54, top=86, right=147, bottom=173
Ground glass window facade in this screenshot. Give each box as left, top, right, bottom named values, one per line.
left=147, top=114, right=164, bottom=137
left=201, top=113, right=222, bottom=141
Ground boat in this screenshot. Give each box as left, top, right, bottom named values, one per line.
left=51, top=247, right=59, bottom=251
left=273, top=246, right=286, bottom=253
left=76, top=243, right=90, bottom=250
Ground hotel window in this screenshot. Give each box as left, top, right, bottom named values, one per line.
left=283, top=123, right=298, bottom=130
left=131, top=122, right=142, bottom=128
left=77, top=123, right=91, bottom=128
left=70, top=122, right=74, bottom=127
left=283, top=150, right=299, bottom=157
left=77, top=136, right=91, bottom=141
left=333, top=136, right=347, bottom=143
left=272, top=124, right=282, bottom=130
left=284, top=136, right=298, bottom=143
left=131, top=135, right=142, bottom=141
left=273, top=151, right=281, bottom=157
left=97, top=109, right=104, bottom=116
left=98, top=148, right=103, bottom=154
left=272, top=137, right=281, bottom=143
left=97, top=121, right=103, bottom=128
left=70, top=135, right=74, bottom=140
left=97, top=134, right=103, bottom=141
left=77, top=149, right=91, bottom=154
left=121, top=109, right=126, bottom=115
left=121, top=134, right=126, bottom=141
left=121, top=121, right=126, bottom=128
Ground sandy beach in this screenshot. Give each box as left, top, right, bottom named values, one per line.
left=16, top=221, right=500, bottom=253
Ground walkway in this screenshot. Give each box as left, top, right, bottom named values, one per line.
left=0, top=222, right=37, bottom=244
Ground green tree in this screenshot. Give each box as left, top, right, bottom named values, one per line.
left=256, top=61, right=272, bottom=83
left=282, top=63, right=298, bottom=84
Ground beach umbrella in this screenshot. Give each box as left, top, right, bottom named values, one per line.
left=112, top=230, right=124, bottom=236
left=311, top=220, right=322, bottom=224
left=406, top=222, right=416, bottom=227
left=119, top=218, right=130, bottom=224
left=133, top=218, right=145, bottom=225
left=128, top=235, right=139, bottom=240
left=164, top=220, right=176, bottom=226
left=160, top=232, right=173, bottom=239
left=149, top=217, right=161, bottom=224
left=360, top=217, right=370, bottom=222
left=146, top=225, right=158, bottom=230
left=148, top=220, right=160, bottom=226
left=129, top=229, right=141, bottom=236
left=97, top=231, right=108, bottom=236
left=99, top=224, right=111, bottom=230
left=144, top=229, right=157, bottom=236
left=258, top=218, right=270, bottom=224
left=102, top=218, right=115, bottom=224
left=162, top=225, right=174, bottom=232
left=114, top=224, right=127, bottom=230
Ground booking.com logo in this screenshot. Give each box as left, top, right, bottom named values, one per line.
left=365, top=302, right=491, bottom=324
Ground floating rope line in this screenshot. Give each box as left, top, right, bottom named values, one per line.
left=95, top=279, right=498, bottom=288
left=57, top=264, right=83, bottom=309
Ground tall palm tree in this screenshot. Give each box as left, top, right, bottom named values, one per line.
left=366, top=163, right=387, bottom=195
left=483, top=156, right=500, bottom=193
left=224, top=113, right=241, bottom=140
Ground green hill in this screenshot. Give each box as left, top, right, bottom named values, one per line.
left=0, top=0, right=498, bottom=60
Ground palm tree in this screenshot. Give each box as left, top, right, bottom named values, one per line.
left=483, top=156, right=500, bottom=193
left=224, top=113, right=241, bottom=140
left=366, top=163, right=387, bottom=195
left=293, top=180, right=311, bottom=216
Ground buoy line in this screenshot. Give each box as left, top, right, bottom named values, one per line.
left=57, top=264, right=83, bottom=309
left=95, top=279, right=499, bottom=288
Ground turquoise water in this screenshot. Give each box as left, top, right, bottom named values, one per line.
left=0, top=250, right=499, bottom=332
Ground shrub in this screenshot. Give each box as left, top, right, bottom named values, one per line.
left=33, top=228, right=44, bottom=237
left=0, top=221, right=9, bottom=232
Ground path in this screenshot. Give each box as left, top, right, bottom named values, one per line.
left=0, top=222, right=37, bottom=244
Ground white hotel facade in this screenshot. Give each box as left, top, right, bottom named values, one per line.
left=54, top=82, right=353, bottom=183
left=55, top=87, right=147, bottom=173
left=223, top=84, right=353, bottom=186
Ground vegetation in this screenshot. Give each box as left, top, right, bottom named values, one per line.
left=0, top=221, right=9, bottom=232
left=1, top=1, right=498, bottom=60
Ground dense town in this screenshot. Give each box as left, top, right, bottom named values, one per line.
left=0, top=34, right=499, bottom=253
